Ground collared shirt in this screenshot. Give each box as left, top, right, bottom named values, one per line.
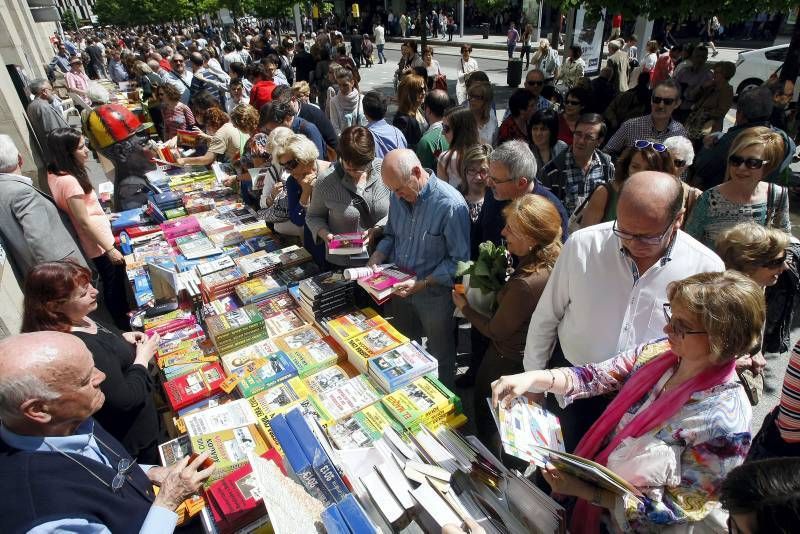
left=417, top=121, right=449, bottom=170
left=540, top=149, right=613, bottom=214
left=52, top=54, right=70, bottom=72
left=367, top=119, right=408, bottom=158
left=604, top=114, right=687, bottom=157
left=108, top=59, right=128, bottom=83
left=523, top=223, right=724, bottom=371
left=163, top=69, right=193, bottom=104
left=376, top=173, right=470, bottom=287
left=1, top=420, right=176, bottom=534
left=64, top=70, right=92, bottom=106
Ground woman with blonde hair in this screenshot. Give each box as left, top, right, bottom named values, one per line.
left=252, top=127, right=297, bottom=233
left=291, top=80, right=315, bottom=107
left=275, top=133, right=332, bottom=264
left=392, top=73, right=427, bottom=150
left=458, top=144, right=492, bottom=224
left=453, top=194, right=563, bottom=444
left=493, top=270, right=760, bottom=533
left=467, top=81, right=498, bottom=146
left=686, top=126, right=790, bottom=249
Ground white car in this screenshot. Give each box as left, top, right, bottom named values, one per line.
left=730, top=44, right=798, bottom=100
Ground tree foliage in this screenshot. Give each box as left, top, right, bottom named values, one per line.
left=61, top=8, right=80, bottom=30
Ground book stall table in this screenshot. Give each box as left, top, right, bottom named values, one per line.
left=114, top=163, right=565, bottom=534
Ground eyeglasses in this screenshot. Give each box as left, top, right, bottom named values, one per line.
left=612, top=217, right=675, bottom=246
left=341, top=160, right=371, bottom=174
left=466, top=167, right=489, bottom=178
left=526, top=80, right=544, bottom=86
left=441, top=124, right=451, bottom=134
left=111, top=458, right=137, bottom=491
left=281, top=158, right=300, bottom=170
left=634, top=139, right=667, bottom=152
left=565, top=99, right=582, bottom=106
left=663, top=303, right=707, bottom=338
left=673, top=159, right=686, bottom=168
left=728, top=155, right=769, bottom=169
left=761, top=252, right=789, bottom=269
left=573, top=131, right=598, bottom=141
left=651, top=96, right=676, bottom=105
left=488, top=174, right=515, bottom=185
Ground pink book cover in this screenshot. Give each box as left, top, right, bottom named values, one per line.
left=328, top=233, right=365, bottom=250
left=364, top=268, right=413, bottom=291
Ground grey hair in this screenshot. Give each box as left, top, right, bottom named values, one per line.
left=664, top=136, right=695, bottom=166
left=0, top=135, right=20, bottom=173
left=608, top=40, right=620, bottom=52
left=395, top=149, right=422, bottom=182
left=490, top=140, right=538, bottom=185
left=0, top=373, right=59, bottom=422
left=738, top=86, right=774, bottom=123
left=28, top=78, right=50, bottom=97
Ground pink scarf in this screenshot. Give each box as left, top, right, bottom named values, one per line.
left=569, top=350, right=736, bottom=534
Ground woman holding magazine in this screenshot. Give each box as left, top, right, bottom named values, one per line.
left=306, top=126, right=390, bottom=268
left=491, top=270, right=759, bottom=533
left=452, top=195, right=562, bottom=445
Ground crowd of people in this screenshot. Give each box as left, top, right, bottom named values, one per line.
left=2, top=15, right=800, bottom=534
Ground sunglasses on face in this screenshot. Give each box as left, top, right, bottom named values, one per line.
left=634, top=139, right=667, bottom=152
left=728, top=155, right=769, bottom=169
left=651, top=96, right=676, bottom=105
left=663, top=303, right=707, bottom=338
left=673, top=159, right=686, bottom=168
left=761, top=253, right=788, bottom=269
left=441, top=124, right=451, bottom=134
left=281, top=158, right=300, bottom=170
left=526, top=80, right=544, bottom=86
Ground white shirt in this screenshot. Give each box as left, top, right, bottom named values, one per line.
left=523, top=223, right=725, bottom=371
left=374, top=25, right=386, bottom=45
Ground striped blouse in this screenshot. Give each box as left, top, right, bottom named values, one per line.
left=777, top=344, right=800, bottom=442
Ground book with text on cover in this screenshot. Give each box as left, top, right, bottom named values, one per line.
left=496, top=396, right=565, bottom=467
left=357, top=267, right=415, bottom=304
left=327, top=233, right=366, bottom=256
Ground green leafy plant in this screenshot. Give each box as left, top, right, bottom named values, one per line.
left=455, top=241, right=511, bottom=295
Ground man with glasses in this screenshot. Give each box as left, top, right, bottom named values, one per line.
left=162, top=53, right=193, bottom=105
left=523, top=171, right=724, bottom=451
left=0, top=331, right=214, bottom=532
left=368, top=149, right=469, bottom=389
left=603, top=80, right=687, bottom=157
left=539, top=113, right=614, bottom=214
left=524, top=69, right=552, bottom=112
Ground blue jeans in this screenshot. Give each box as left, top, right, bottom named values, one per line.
left=507, top=43, right=516, bottom=59
left=377, top=44, right=386, bottom=63
left=385, top=285, right=457, bottom=390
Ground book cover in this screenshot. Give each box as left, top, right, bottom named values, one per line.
left=278, top=245, right=312, bottom=268
left=498, top=397, right=565, bottom=467
left=196, top=256, right=236, bottom=278
left=247, top=377, right=310, bottom=423
left=263, top=309, right=306, bottom=337
left=220, top=339, right=281, bottom=375
left=357, top=268, right=415, bottom=300
left=254, top=291, right=298, bottom=317
left=235, top=276, right=284, bottom=305
left=285, top=408, right=348, bottom=504
left=269, top=414, right=334, bottom=506
left=158, top=435, right=192, bottom=467
left=272, top=325, right=323, bottom=353
left=182, top=398, right=258, bottom=437
left=299, top=272, right=354, bottom=301
left=368, top=341, right=438, bottom=393
left=381, top=376, right=454, bottom=431
left=313, top=375, right=382, bottom=424
left=286, top=336, right=345, bottom=377
left=327, top=233, right=366, bottom=256
left=321, top=502, right=349, bottom=534
left=344, top=323, right=409, bottom=375
left=206, top=305, right=265, bottom=345
left=177, top=129, right=200, bottom=147
left=237, top=351, right=299, bottom=398
left=163, top=361, right=226, bottom=412
left=273, top=262, right=322, bottom=287
left=191, top=424, right=270, bottom=483
left=327, top=403, right=402, bottom=450
left=324, top=308, right=386, bottom=342
left=337, top=493, right=376, bottom=532
left=303, top=365, right=352, bottom=396
left=111, top=207, right=148, bottom=232
left=234, top=250, right=281, bottom=278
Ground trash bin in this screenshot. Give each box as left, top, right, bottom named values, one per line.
left=507, top=59, right=523, bottom=88
left=481, top=23, right=489, bottom=39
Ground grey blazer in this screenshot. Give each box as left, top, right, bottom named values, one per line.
left=0, top=173, right=89, bottom=285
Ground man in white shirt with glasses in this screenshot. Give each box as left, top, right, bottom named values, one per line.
left=523, top=171, right=724, bottom=451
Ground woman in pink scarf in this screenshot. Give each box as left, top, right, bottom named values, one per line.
left=492, top=270, right=762, bottom=533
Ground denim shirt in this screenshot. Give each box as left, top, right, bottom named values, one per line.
left=376, top=172, right=470, bottom=287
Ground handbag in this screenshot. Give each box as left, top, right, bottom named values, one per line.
left=567, top=183, right=607, bottom=233
left=434, top=73, right=447, bottom=91
left=737, top=368, right=763, bottom=406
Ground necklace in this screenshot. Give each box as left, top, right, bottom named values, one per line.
left=44, top=432, right=134, bottom=492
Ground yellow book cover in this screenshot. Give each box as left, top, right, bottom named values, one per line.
left=190, top=424, right=270, bottom=483
left=220, top=339, right=281, bottom=375
left=382, top=377, right=453, bottom=429
left=272, top=324, right=323, bottom=353
left=325, top=308, right=385, bottom=342
left=344, top=323, right=408, bottom=373
left=247, top=377, right=309, bottom=423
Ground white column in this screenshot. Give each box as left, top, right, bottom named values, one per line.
left=633, top=16, right=654, bottom=62
left=293, top=4, right=302, bottom=38
left=459, top=0, right=464, bottom=38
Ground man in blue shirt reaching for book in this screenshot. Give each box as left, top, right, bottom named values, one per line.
left=0, top=331, right=215, bottom=534
left=368, top=149, right=470, bottom=390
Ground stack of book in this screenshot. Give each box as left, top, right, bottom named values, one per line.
left=312, top=374, right=382, bottom=424
left=327, top=233, right=366, bottom=256
left=285, top=336, right=346, bottom=378
left=368, top=341, right=439, bottom=393
left=356, top=267, right=415, bottom=305
left=163, top=361, right=226, bottom=411
left=278, top=245, right=313, bottom=269
left=205, top=305, right=268, bottom=355
left=324, top=307, right=387, bottom=346
left=381, top=374, right=464, bottom=432
left=234, top=275, right=285, bottom=305
left=190, top=423, right=271, bottom=484
left=253, top=290, right=298, bottom=318
left=195, top=256, right=236, bottom=279
left=297, top=272, right=356, bottom=320
left=175, top=232, right=223, bottom=260
left=234, top=250, right=281, bottom=278
left=272, top=261, right=321, bottom=287
left=200, top=266, right=247, bottom=301
left=148, top=191, right=186, bottom=222
left=342, top=322, right=409, bottom=375
left=234, top=351, right=299, bottom=398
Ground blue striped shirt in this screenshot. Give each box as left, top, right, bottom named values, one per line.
left=377, top=174, right=470, bottom=287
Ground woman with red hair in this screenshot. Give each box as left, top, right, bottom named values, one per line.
left=21, top=260, right=162, bottom=463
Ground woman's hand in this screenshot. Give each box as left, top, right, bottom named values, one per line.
left=122, top=331, right=147, bottom=345
left=451, top=290, right=468, bottom=311
left=134, top=331, right=160, bottom=367
left=300, top=172, right=317, bottom=190
left=192, top=126, right=211, bottom=140
left=106, top=247, right=125, bottom=265
left=491, top=371, right=548, bottom=408
left=541, top=462, right=594, bottom=500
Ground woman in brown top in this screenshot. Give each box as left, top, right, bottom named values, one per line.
left=452, top=194, right=563, bottom=445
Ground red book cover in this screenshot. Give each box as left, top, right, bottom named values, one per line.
left=126, top=224, right=162, bottom=238
left=163, top=361, right=226, bottom=411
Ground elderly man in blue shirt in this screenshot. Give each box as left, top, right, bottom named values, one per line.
left=0, top=331, right=213, bottom=533
left=368, top=149, right=470, bottom=389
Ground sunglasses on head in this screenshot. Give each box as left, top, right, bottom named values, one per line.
left=282, top=158, right=300, bottom=170
left=728, top=155, right=769, bottom=169
left=651, top=96, right=676, bottom=105
left=526, top=80, right=544, bottom=86
left=634, top=139, right=667, bottom=152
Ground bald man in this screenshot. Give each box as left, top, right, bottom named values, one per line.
left=522, top=171, right=724, bottom=452
left=368, top=149, right=470, bottom=389
left=0, top=332, right=213, bottom=533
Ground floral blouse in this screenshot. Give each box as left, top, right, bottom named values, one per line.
left=559, top=338, right=752, bottom=533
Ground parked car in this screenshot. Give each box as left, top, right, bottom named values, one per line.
left=730, top=44, right=799, bottom=100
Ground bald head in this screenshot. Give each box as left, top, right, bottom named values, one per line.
left=0, top=332, right=103, bottom=434
left=382, top=149, right=428, bottom=204
left=618, top=171, right=684, bottom=226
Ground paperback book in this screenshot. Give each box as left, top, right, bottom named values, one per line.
left=357, top=267, right=415, bottom=304
left=313, top=374, right=382, bottom=424
left=327, top=233, right=366, bottom=256
left=236, top=351, right=299, bottom=398
left=190, top=424, right=270, bottom=483
left=343, top=323, right=410, bottom=375
left=262, top=309, right=306, bottom=337
left=286, top=336, right=346, bottom=377
left=368, top=341, right=439, bottom=393
left=497, top=397, right=565, bottom=467
left=163, top=361, right=226, bottom=411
